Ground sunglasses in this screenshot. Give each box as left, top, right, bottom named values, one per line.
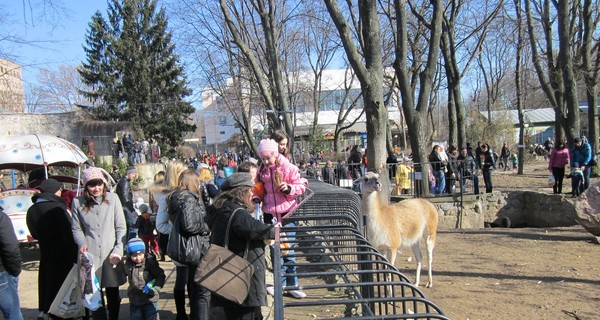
left=87, top=179, right=105, bottom=187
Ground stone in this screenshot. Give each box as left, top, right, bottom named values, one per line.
left=573, top=182, right=600, bottom=236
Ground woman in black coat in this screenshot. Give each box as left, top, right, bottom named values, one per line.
left=205, top=173, right=276, bottom=320
left=26, top=179, right=78, bottom=319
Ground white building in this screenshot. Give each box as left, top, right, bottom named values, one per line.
left=199, top=69, right=402, bottom=153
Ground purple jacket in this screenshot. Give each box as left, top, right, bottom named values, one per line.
left=259, top=154, right=307, bottom=221
left=549, top=147, right=570, bottom=169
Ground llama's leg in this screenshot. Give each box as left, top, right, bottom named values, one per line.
left=425, top=234, right=435, bottom=288
left=388, top=247, right=398, bottom=266
left=411, top=243, right=423, bottom=287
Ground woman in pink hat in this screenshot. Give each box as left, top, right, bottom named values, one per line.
left=71, top=167, right=127, bottom=319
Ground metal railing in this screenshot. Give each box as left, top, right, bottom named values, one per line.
left=271, top=180, right=449, bottom=319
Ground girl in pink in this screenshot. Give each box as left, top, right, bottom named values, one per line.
left=257, top=138, right=307, bottom=299
left=548, top=140, right=570, bottom=194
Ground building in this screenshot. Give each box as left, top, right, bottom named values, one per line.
left=199, top=69, right=403, bottom=154
left=487, top=102, right=599, bottom=145
left=0, top=58, right=25, bottom=113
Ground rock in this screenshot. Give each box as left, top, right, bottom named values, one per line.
left=573, top=183, right=600, bottom=236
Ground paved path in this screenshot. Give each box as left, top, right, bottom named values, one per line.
left=18, top=246, right=276, bottom=320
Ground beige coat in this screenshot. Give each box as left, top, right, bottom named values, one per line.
left=71, top=192, right=127, bottom=287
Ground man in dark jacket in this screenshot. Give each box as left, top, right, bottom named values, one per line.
left=571, top=137, right=593, bottom=193
left=321, top=160, right=336, bottom=185
left=0, top=206, right=23, bottom=320
left=26, top=179, right=78, bottom=318
left=457, top=148, right=480, bottom=194
left=117, top=166, right=138, bottom=241
left=480, top=143, right=495, bottom=193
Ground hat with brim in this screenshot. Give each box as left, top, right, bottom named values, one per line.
left=221, top=172, right=255, bottom=191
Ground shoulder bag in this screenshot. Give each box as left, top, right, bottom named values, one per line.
left=166, top=209, right=206, bottom=265
left=194, top=208, right=255, bottom=305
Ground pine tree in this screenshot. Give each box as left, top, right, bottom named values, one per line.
left=79, top=0, right=196, bottom=148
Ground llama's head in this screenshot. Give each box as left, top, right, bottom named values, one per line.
left=355, top=171, right=381, bottom=193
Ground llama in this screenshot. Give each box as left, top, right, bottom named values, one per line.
left=355, top=171, right=438, bottom=287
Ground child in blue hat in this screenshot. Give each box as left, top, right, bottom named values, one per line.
left=124, top=237, right=165, bottom=319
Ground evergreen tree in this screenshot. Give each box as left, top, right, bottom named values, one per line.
left=79, top=0, right=195, bottom=148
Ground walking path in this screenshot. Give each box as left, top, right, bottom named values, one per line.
left=19, top=248, right=276, bottom=320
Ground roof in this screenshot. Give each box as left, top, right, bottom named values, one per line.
left=486, top=103, right=598, bottom=126
left=487, top=108, right=555, bottom=126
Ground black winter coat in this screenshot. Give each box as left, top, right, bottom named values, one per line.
left=0, top=209, right=21, bottom=277
left=205, top=202, right=275, bottom=308
left=116, top=177, right=136, bottom=227
left=167, top=189, right=209, bottom=236
left=124, top=254, right=165, bottom=306
left=26, top=192, right=78, bottom=313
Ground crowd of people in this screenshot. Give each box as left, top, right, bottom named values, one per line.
left=8, top=129, right=308, bottom=320
left=1, top=132, right=597, bottom=320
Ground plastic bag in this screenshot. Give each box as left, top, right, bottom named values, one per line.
left=80, top=252, right=103, bottom=311
left=548, top=174, right=556, bottom=187
left=48, top=264, right=84, bottom=318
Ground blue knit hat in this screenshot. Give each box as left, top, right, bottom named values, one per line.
left=127, top=238, right=145, bottom=255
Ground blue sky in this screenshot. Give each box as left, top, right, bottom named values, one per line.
left=1, top=1, right=108, bottom=87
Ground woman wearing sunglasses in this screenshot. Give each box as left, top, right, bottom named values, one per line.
left=71, top=167, right=127, bottom=320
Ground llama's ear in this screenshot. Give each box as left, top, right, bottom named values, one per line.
left=353, top=176, right=363, bottom=185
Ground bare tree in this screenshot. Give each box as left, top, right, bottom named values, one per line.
left=525, top=0, right=580, bottom=144
left=394, top=0, right=444, bottom=195
left=325, top=0, right=389, bottom=191
left=579, top=0, right=600, bottom=155
left=301, top=4, right=341, bottom=143
left=439, top=0, right=504, bottom=148
left=28, top=65, right=90, bottom=113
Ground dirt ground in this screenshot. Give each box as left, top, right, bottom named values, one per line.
left=13, top=159, right=600, bottom=320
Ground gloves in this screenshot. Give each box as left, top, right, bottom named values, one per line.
left=146, top=286, right=160, bottom=297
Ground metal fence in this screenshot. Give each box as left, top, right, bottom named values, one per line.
left=332, top=160, right=483, bottom=197
left=271, top=180, right=449, bottom=319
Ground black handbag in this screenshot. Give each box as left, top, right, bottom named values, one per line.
left=166, top=210, right=207, bottom=265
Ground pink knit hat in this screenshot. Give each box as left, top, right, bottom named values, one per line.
left=258, top=139, right=279, bottom=158
left=82, top=167, right=108, bottom=186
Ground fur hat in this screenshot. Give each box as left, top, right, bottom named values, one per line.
left=257, top=139, right=279, bottom=158
left=82, top=167, right=108, bottom=186
left=39, top=178, right=62, bottom=194
left=221, top=172, right=255, bottom=191
left=127, top=237, right=146, bottom=255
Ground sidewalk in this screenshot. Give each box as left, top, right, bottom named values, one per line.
left=18, top=247, right=275, bottom=320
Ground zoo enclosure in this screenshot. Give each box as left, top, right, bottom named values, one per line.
left=271, top=179, right=449, bottom=319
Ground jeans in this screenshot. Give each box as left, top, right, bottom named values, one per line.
left=130, top=302, right=159, bottom=320
left=433, top=170, right=445, bottom=195
left=461, top=174, right=480, bottom=195
left=187, top=264, right=211, bottom=320
left=273, top=221, right=299, bottom=288
left=482, top=170, right=493, bottom=193
left=0, top=272, right=23, bottom=320
left=582, top=166, right=591, bottom=191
